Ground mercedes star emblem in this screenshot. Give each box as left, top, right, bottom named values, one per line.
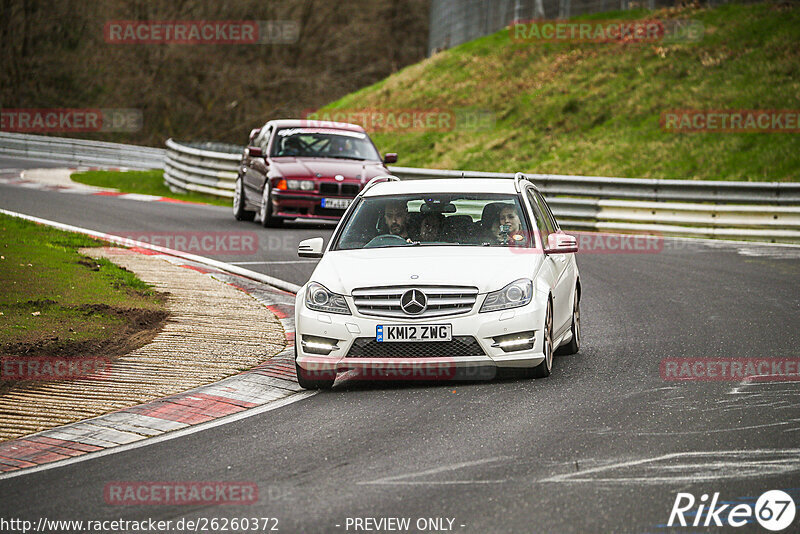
left=400, top=289, right=427, bottom=315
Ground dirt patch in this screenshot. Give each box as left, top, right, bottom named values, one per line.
left=2, top=305, right=168, bottom=358
left=0, top=306, right=169, bottom=395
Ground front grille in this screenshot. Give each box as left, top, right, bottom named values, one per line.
left=341, top=184, right=360, bottom=196
left=346, top=336, right=485, bottom=358
left=319, top=182, right=339, bottom=195
left=352, top=286, right=479, bottom=318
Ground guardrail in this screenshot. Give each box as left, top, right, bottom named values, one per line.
left=163, top=139, right=239, bottom=198
left=390, top=167, right=800, bottom=205
left=0, top=132, right=164, bottom=169
left=161, top=139, right=800, bottom=243
left=3, top=134, right=798, bottom=244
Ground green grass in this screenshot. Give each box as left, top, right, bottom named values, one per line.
left=71, top=170, right=232, bottom=206
left=321, top=2, right=800, bottom=181
left=0, top=214, right=166, bottom=351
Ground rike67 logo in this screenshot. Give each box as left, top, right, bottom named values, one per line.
left=669, top=490, right=796, bottom=531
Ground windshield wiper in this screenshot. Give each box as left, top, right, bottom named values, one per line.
left=321, top=155, right=370, bottom=161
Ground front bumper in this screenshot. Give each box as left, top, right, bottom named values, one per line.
left=271, top=191, right=352, bottom=220
left=295, top=291, right=548, bottom=381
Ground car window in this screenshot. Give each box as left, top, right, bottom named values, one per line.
left=258, top=127, right=272, bottom=152
left=534, top=189, right=560, bottom=232
left=270, top=127, right=381, bottom=161
left=526, top=189, right=552, bottom=247
left=333, top=193, right=532, bottom=250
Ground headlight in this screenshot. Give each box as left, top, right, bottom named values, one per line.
left=480, top=278, right=533, bottom=313
left=305, top=282, right=351, bottom=315
left=286, top=180, right=314, bottom=191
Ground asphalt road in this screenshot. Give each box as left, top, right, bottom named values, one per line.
left=1, top=160, right=799, bottom=533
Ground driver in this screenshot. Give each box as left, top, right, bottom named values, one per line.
left=281, top=136, right=304, bottom=156
left=382, top=200, right=410, bottom=239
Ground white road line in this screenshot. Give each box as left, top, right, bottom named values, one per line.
left=542, top=449, right=800, bottom=484
left=0, top=208, right=302, bottom=293
left=0, top=391, right=316, bottom=481
left=228, top=260, right=319, bottom=265
left=359, top=456, right=512, bottom=485
left=591, top=421, right=790, bottom=436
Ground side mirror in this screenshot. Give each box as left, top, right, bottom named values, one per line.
left=383, top=153, right=398, bottom=164
left=546, top=233, right=578, bottom=254
left=247, top=146, right=263, bottom=158
left=298, top=237, right=324, bottom=258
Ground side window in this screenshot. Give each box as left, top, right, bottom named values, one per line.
left=259, top=127, right=272, bottom=153
left=526, top=189, right=551, bottom=247
left=534, top=190, right=560, bottom=231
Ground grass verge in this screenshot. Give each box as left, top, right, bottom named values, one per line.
left=0, top=213, right=168, bottom=365
left=71, top=170, right=232, bottom=207
left=322, top=2, right=800, bottom=181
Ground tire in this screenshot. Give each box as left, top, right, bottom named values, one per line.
left=233, top=177, right=256, bottom=222
left=294, top=343, right=335, bottom=390
left=502, top=297, right=553, bottom=380
left=556, top=288, right=580, bottom=356
left=259, top=184, right=283, bottom=228
left=531, top=298, right=554, bottom=378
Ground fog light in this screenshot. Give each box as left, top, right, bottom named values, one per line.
left=491, top=331, right=535, bottom=352
left=301, top=335, right=340, bottom=355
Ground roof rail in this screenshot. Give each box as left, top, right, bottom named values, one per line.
left=513, top=172, right=530, bottom=193
left=362, top=174, right=400, bottom=194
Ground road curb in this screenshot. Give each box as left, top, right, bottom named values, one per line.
left=0, top=212, right=305, bottom=478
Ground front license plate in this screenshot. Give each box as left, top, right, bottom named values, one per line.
left=376, top=324, right=452, bottom=342
left=321, top=198, right=352, bottom=209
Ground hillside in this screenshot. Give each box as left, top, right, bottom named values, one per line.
left=1, top=0, right=428, bottom=146
left=321, top=2, right=800, bottom=181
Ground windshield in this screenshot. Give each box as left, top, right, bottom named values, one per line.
left=333, top=193, right=533, bottom=250
left=270, top=127, right=381, bottom=160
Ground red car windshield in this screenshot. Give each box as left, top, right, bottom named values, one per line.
left=271, top=128, right=381, bottom=161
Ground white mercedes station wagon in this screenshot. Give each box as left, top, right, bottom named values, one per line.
left=294, top=174, right=581, bottom=389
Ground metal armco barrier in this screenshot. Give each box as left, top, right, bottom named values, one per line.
left=163, top=139, right=239, bottom=198
left=0, top=132, right=164, bottom=169
left=390, top=167, right=800, bottom=243
left=389, top=166, right=800, bottom=205
left=161, top=139, right=800, bottom=243
left=3, top=133, right=799, bottom=244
